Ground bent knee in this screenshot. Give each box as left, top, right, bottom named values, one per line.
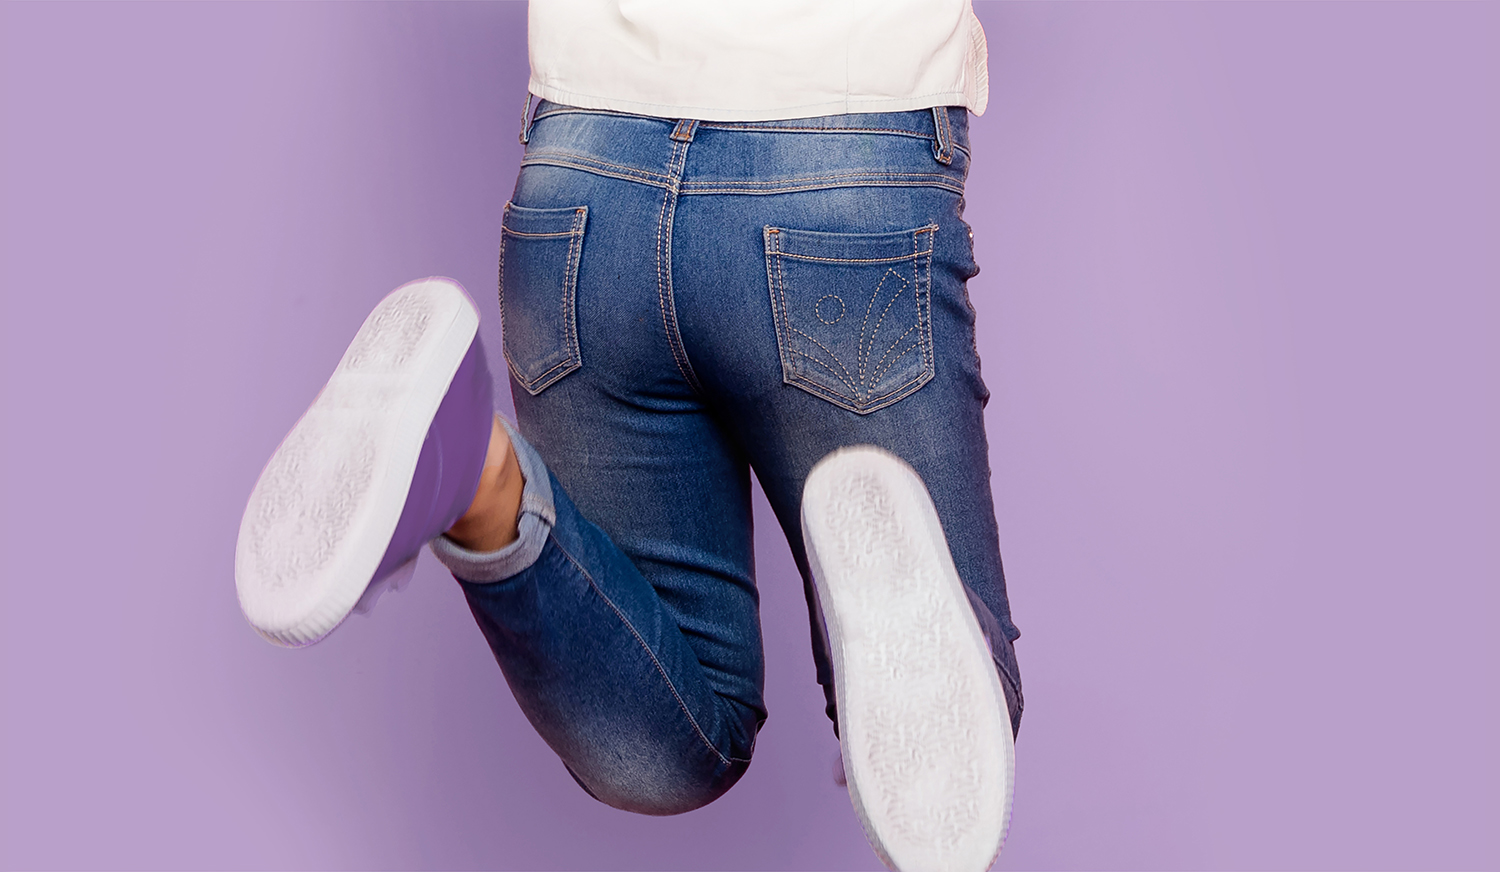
left=567, top=749, right=749, bottom=816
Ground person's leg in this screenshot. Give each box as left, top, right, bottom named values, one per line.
left=672, top=147, right=1023, bottom=736
left=431, top=413, right=760, bottom=816
left=426, top=111, right=770, bottom=813
left=666, top=108, right=1022, bottom=867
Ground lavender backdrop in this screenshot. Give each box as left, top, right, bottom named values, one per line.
left=2, top=2, right=1494, bottom=870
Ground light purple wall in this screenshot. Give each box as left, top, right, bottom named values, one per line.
left=1, top=2, right=1494, bottom=869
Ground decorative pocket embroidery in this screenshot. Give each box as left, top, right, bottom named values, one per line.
left=764, top=225, right=936, bottom=414
left=499, top=203, right=588, bottom=395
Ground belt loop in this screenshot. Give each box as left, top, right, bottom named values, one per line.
left=931, top=106, right=953, bottom=165
left=518, top=92, right=535, bottom=145
left=670, top=118, right=699, bottom=143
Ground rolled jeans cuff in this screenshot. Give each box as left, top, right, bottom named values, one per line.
left=429, top=415, right=555, bottom=583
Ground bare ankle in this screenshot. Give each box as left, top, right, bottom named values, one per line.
left=445, top=417, right=525, bottom=552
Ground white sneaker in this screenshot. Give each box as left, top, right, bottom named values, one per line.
left=802, top=447, right=1015, bottom=872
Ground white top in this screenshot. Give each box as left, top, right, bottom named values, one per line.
left=527, top=0, right=989, bottom=121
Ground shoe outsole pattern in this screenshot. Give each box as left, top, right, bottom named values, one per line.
left=802, top=447, right=1015, bottom=872
left=235, top=278, right=479, bottom=647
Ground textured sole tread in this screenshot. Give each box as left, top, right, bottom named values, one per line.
left=234, top=278, right=478, bottom=646
left=803, top=447, right=1015, bottom=872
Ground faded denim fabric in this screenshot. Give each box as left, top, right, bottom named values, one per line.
left=431, top=100, right=1022, bottom=816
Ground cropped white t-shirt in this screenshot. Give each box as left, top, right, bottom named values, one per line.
left=527, top=0, right=989, bottom=121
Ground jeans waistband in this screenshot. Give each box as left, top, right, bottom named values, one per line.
left=518, top=97, right=969, bottom=196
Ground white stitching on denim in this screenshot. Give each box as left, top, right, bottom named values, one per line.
left=870, top=317, right=919, bottom=372
left=915, top=228, right=934, bottom=381
left=788, top=330, right=856, bottom=391
left=515, top=353, right=572, bottom=384
left=655, top=142, right=702, bottom=393
left=855, top=270, right=889, bottom=386
left=773, top=234, right=792, bottom=380
left=863, top=273, right=908, bottom=385
left=503, top=228, right=577, bottom=239
left=523, top=149, right=672, bottom=183
left=520, top=156, right=672, bottom=191
left=683, top=179, right=965, bottom=196
left=870, top=332, right=920, bottom=383
left=763, top=229, right=788, bottom=381
left=550, top=539, right=735, bottom=767
left=862, top=369, right=927, bottom=406
left=499, top=206, right=587, bottom=394
left=561, top=207, right=586, bottom=378
left=792, top=352, right=856, bottom=392
left=685, top=170, right=958, bottom=187
left=815, top=294, right=845, bottom=325
left=697, top=124, right=930, bottom=136
left=773, top=248, right=933, bottom=265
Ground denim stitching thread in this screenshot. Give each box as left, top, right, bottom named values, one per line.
left=815, top=294, right=845, bottom=325
left=772, top=248, right=933, bottom=265
left=697, top=124, right=940, bottom=139
left=561, top=207, right=586, bottom=381
left=522, top=158, right=673, bottom=191
left=763, top=229, right=789, bottom=383
left=871, top=337, right=920, bottom=384
left=771, top=231, right=793, bottom=383
left=498, top=205, right=586, bottom=394
left=792, top=352, right=857, bottom=392
left=912, top=228, right=924, bottom=384
left=497, top=203, right=510, bottom=378
left=765, top=225, right=943, bottom=412
left=522, top=149, right=673, bottom=183
left=503, top=228, right=578, bottom=239
left=788, top=329, right=856, bottom=390
left=869, top=321, right=920, bottom=381
left=788, top=369, right=927, bottom=414
left=684, top=170, right=960, bottom=187
left=505, top=353, right=572, bottom=387
left=683, top=179, right=964, bottom=197
left=861, top=272, right=908, bottom=389
left=551, top=539, right=735, bottom=767
left=856, top=270, right=894, bottom=389
left=654, top=142, right=702, bottom=393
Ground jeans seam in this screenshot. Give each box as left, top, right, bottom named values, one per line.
left=654, top=142, right=702, bottom=393
left=682, top=179, right=965, bottom=196
left=912, top=228, right=924, bottom=384
left=774, top=249, right=932, bottom=265
left=791, top=352, right=856, bottom=392
left=793, top=368, right=930, bottom=412
left=521, top=154, right=673, bottom=190
left=684, top=169, right=960, bottom=187
left=550, top=537, right=735, bottom=768
left=696, top=123, right=940, bottom=140
left=523, top=149, right=674, bottom=184
left=503, top=228, right=577, bottom=239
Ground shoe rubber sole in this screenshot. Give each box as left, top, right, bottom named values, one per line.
left=802, top=447, right=1015, bottom=872
left=235, top=278, right=480, bottom=647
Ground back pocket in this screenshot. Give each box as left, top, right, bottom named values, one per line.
left=764, top=225, right=936, bottom=414
left=499, top=203, right=588, bottom=395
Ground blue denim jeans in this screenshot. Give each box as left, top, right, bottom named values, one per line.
left=430, top=100, right=1023, bottom=816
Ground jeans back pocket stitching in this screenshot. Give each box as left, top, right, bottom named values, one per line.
left=788, top=342, right=857, bottom=393
left=765, top=225, right=937, bottom=413
left=868, top=322, right=922, bottom=383
left=561, top=207, right=587, bottom=382
left=500, top=204, right=587, bottom=395
left=858, top=270, right=909, bottom=387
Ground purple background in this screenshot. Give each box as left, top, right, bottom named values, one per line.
left=2, top=2, right=1495, bottom=869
